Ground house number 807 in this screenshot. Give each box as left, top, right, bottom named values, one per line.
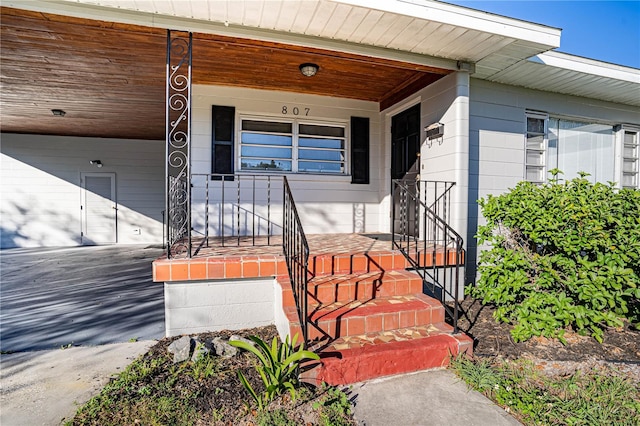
left=282, top=106, right=310, bottom=116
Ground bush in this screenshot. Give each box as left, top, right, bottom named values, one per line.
left=470, top=172, right=640, bottom=342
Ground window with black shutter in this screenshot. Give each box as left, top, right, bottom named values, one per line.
left=211, top=105, right=235, bottom=179
left=351, top=116, right=370, bottom=184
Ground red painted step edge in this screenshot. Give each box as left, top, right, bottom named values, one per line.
left=304, top=333, right=471, bottom=386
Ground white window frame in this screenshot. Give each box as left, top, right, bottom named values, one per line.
left=524, top=111, right=549, bottom=184
left=617, top=125, right=640, bottom=189
left=237, top=115, right=348, bottom=175
left=524, top=112, right=628, bottom=186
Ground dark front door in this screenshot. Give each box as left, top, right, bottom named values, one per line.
left=391, top=104, right=421, bottom=237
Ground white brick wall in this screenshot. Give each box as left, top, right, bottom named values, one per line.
left=164, top=278, right=277, bottom=336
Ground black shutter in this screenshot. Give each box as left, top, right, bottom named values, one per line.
left=211, top=105, right=235, bottom=180
left=351, top=116, right=370, bottom=184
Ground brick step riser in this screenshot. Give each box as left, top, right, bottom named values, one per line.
left=308, top=251, right=463, bottom=275
left=301, top=334, right=470, bottom=386
left=281, top=278, right=424, bottom=307
left=288, top=306, right=446, bottom=342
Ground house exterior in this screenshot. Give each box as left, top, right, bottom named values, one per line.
left=2, top=0, right=639, bottom=384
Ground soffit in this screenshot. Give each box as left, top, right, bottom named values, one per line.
left=485, top=52, right=640, bottom=107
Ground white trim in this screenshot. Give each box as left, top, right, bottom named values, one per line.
left=529, top=51, right=640, bottom=83
left=237, top=114, right=349, bottom=175
left=333, top=0, right=561, bottom=47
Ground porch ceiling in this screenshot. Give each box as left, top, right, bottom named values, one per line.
left=0, top=7, right=449, bottom=140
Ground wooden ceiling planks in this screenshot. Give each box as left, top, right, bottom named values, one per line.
left=0, top=7, right=449, bottom=140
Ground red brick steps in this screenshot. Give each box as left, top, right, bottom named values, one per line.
left=285, top=293, right=445, bottom=341
left=302, top=323, right=472, bottom=385
left=276, top=246, right=472, bottom=386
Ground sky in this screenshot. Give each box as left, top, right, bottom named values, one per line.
left=444, top=1, right=640, bottom=68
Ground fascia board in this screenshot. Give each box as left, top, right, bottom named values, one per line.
left=332, top=0, right=561, bottom=48
left=530, top=51, right=640, bottom=83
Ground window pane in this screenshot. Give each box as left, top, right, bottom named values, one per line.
left=240, top=159, right=292, bottom=171
left=526, top=135, right=544, bottom=150
left=527, top=117, right=545, bottom=134
left=624, top=144, right=638, bottom=158
left=623, top=159, right=638, bottom=173
left=299, top=124, right=344, bottom=137
left=241, top=146, right=291, bottom=159
left=242, top=133, right=292, bottom=146
left=299, top=161, right=344, bottom=173
left=299, top=149, right=344, bottom=161
left=624, top=131, right=637, bottom=145
left=242, top=120, right=292, bottom=133
left=526, top=166, right=544, bottom=182
left=555, top=120, right=614, bottom=183
left=299, top=137, right=344, bottom=149
left=526, top=150, right=544, bottom=166
left=622, top=173, right=637, bottom=187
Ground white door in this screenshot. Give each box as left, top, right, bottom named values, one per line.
left=81, top=173, right=117, bottom=244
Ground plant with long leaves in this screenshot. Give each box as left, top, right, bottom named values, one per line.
left=229, top=334, right=320, bottom=410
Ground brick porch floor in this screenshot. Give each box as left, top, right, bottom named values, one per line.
left=152, top=233, right=463, bottom=282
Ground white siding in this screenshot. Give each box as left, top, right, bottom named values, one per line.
left=1, top=134, right=164, bottom=248
left=409, top=72, right=470, bottom=246
left=191, top=85, right=383, bottom=235
left=467, top=79, right=640, bottom=278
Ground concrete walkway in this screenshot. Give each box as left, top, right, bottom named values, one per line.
left=0, top=341, right=155, bottom=426
left=352, top=369, right=521, bottom=426
left=1, top=342, right=520, bottom=426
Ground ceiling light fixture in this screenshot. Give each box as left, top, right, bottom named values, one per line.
left=299, top=63, right=319, bottom=77
left=51, top=109, right=66, bottom=117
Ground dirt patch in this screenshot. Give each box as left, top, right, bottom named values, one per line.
left=70, top=326, right=355, bottom=426
left=456, top=297, right=640, bottom=380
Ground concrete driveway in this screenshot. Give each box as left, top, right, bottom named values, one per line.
left=0, top=245, right=165, bottom=352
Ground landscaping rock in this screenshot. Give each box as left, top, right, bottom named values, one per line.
left=168, top=336, right=192, bottom=363
left=230, top=335, right=254, bottom=347
left=212, top=337, right=237, bottom=358
left=191, top=338, right=210, bottom=362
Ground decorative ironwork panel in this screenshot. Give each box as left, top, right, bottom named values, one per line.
left=166, top=30, right=192, bottom=258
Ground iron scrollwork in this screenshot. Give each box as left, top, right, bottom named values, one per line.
left=166, top=31, right=192, bottom=258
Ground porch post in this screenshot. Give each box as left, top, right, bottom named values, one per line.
left=165, top=30, right=193, bottom=258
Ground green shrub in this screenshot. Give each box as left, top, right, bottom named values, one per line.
left=470, top=172, right=640, bottom=342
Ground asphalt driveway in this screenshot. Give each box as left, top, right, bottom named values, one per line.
left=0, top=245, right=165, bottom=352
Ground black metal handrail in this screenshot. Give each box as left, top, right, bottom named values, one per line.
left=282, top=176, right=310, bottom=344
left=392, top=179, right=464, bottom=333
left=168, top=173, right=283, bottom=258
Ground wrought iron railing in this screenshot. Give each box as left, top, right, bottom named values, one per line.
left=178, top=174, right=283, bottom=257
left=282, top=176, right=310, bottom=343
left=392, top=179, right=464, bottom=333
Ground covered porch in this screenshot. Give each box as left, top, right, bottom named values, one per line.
left=2, top=0, right=562, bottom=384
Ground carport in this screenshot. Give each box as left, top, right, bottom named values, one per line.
left=0, top=245, right=164, bottom=352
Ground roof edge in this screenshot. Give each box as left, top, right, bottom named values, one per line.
left=333, top=0, right=561, bottom=48
left=530, top=51, right=640, bottom=83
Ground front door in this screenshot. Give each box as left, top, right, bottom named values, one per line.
left=391, top=104, right=421, bottom=237
left=81, top=172, right=117, bottom=244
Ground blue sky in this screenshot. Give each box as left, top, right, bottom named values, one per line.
left=444, top=1, right=640, bottom=68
